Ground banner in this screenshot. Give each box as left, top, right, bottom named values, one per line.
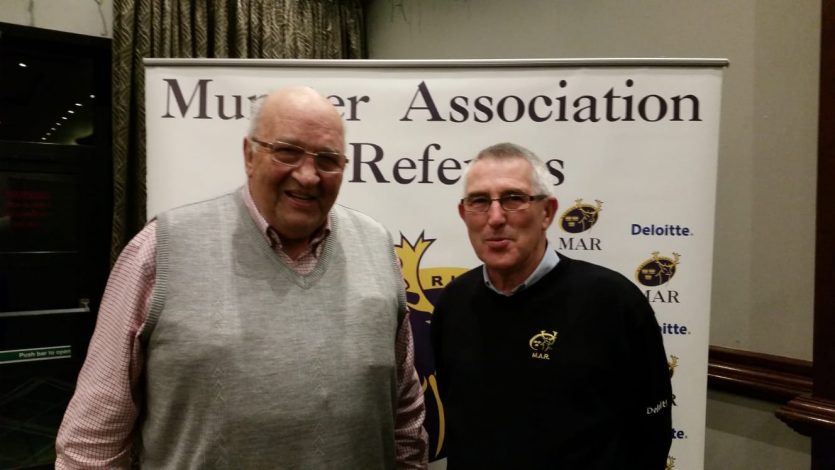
left=145, top=58, right=725, bottom=469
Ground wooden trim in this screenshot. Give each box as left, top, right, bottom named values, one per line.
left=776, top=395, right=835, bottom=437
left=705, top=347, right=835, bottom=450
left=707, top=346, right=812, bottom=403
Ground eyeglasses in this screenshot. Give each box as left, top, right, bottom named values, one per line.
left=250, top=137, right=346, bottom=173
left=461, top=193, right=548, bottom=212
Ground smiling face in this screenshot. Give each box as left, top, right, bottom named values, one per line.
left=458, top=156, right=558, bottom=291
left=244, top=87, right=345, bottom=252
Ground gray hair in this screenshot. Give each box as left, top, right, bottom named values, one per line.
left=461, top=142, right=554, bottom=196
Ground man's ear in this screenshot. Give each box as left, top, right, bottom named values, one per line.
left=458, top=202, right=466, bottom=220
left=542, top=196, right=558, bottom=229
left=243, top=137, right=254, bottom=176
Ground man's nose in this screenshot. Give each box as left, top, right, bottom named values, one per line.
left=486, top=200, right=506, bottom=227
left=292, top=156, right=321, bottom=186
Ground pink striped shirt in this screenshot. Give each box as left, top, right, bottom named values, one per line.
left=55, top=188, right=427, bottom=468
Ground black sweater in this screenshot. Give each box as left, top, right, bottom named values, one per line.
left=431, top=253, right=673, bottom=469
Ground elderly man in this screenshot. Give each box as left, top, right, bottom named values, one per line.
left=431, top=142, right=672, bottom=469
left=56, top=86, right=428, bottom=469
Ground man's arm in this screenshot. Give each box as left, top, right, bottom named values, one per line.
left=394, top=313, right=429, bottom=469
left=625, top=294, right=674, bottom=470
left=55, top=223, right=157, bottom=469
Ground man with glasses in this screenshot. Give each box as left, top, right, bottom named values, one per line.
left=431, top=142, right=672, bottom=469
left=56, top=86, right=428, bottom=469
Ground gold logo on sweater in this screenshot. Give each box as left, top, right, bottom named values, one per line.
left=529, top=330, right=558, bottom=360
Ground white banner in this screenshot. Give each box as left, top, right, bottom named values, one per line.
left=145, top=58, right=725, bottom=470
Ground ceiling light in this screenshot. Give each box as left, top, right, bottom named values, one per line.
left=75, top=103, right=83, bottom=107
left=19, top=62, right=27, bottom=68
left=89, top=94, right=95, bottom=99
left=61, top=116, right=67, bottom=120
left=68, top=110, right=75, bottom=114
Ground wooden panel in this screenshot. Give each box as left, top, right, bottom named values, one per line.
left=776, top=395, right=835, bottom=436
left=707, top=346, right=812, bottom=402
left=808, top=0, right=835, bottom=466
left=814, top=0, right=835, bottom=403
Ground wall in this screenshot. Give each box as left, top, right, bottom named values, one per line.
left=0, top=0, right=112, bottom=37
left=366, top=0, right=818, bottom=468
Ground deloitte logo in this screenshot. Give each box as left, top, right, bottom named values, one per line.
left=631, top=223, right=691, bottom=237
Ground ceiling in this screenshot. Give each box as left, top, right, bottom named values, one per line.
left=0, top=22, right=107, bottom=147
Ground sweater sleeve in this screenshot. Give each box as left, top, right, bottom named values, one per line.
left=624, top=290, right=674, bottom=470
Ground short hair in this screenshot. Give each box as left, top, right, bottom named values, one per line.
left=461, top=142, right=554, bottom=196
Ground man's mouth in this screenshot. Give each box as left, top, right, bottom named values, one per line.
left=286, top=190, right=316, bottom=201
left=485, top=236, right=510, bottom=248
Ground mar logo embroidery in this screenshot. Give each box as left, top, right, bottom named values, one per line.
left=529, top=330, right=558, bottom=360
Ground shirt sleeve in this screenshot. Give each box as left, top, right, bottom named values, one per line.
left=55, top=222, right=157, bottom=469
left=394, top=311, right=429, bottom=468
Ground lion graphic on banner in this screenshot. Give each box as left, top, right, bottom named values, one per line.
left=394, top=232, right=467, bottom=460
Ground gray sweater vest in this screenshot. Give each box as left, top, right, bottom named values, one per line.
left=139, top=190, right=405, bottom=469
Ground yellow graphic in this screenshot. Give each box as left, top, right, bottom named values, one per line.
left=395, top=232, right=467, bottom=314
left=668, top=355, right=679, bottom=378
left=529, top=330, right=558, bottom=360
left=560, top=198, right=603, bottom=232
left=529, top=330, right=558, bottom=352
left=636, top=252, right=681, bottom=286
left=666, top=455, right=676, bottom=470
left=421, top=374, right=445, bottom=458
left=394, top=232, right=468, bottom=459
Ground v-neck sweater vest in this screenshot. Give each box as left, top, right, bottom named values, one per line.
left=139, top=191, right=405, bottom=469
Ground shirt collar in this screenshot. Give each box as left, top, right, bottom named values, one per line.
left=241, top=185, right=331, bottom=254
left=482, top=241, right=560, bottom=296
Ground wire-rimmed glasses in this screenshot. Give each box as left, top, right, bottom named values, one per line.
left=250, top=137, right=346, bottom=173
left=460, top=193, right=547, bottom=212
